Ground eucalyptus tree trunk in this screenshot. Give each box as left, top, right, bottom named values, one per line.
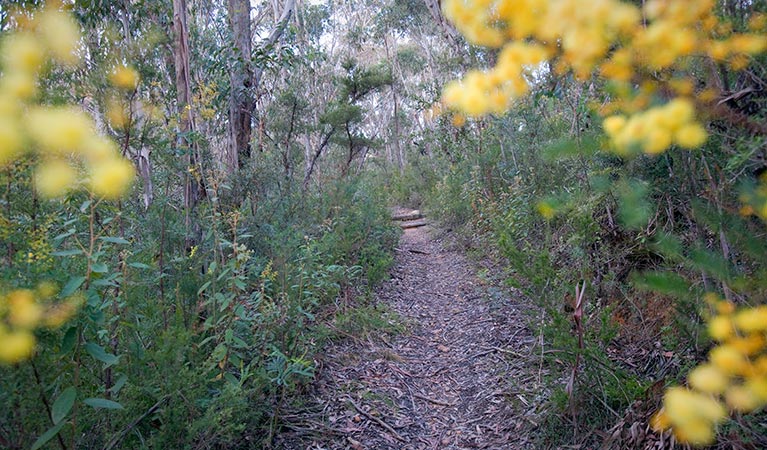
left=227, top=0, right=253, bottom=173
left=421, top=0, right=460, bottom=47
left=172, top=0, right=200, bottom=246
left=226, top=0, right=295, bottom=174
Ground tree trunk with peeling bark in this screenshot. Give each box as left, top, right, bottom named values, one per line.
left=173, top=0, right=200, bottom=247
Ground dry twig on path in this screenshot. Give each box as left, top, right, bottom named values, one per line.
left=345, top=396, right=407, bottom=443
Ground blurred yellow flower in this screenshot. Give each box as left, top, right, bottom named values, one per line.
left=89, top=157, right=135, bottom=199
left=688, top=364, right=729, bottom=394
left=536, top=201, right=556, bottom=220
left=109, top=64, right=140, bottom=90
left=106, top=100, right=129, bottom=129
left=35, top=159, right=77, bottom=198
left=708, top=316, right=733, bottom=341
left=0, top=72, right=38, bottom=100
left=451, top=113, right=466, bottom=128
left=710, top=345, right=749, bottom=375
left=37, top=8, right=81, bottom=65
left=733, top=306, right=767, bottom=332
left=26, top=107, right=94, bottom=152
left=725, top=384, right=760, bottom=412
left=7, top=290, right=42, bottom=328
left=2, top=33, right=45, bottom=74
left=675, top=123, right=708, bottom=149
left=0, top=329, right=35, bottom=364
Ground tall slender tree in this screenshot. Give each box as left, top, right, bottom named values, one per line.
left=227, top=0, right=295, bottom=173
left=173, top=0, right=201, bottom=245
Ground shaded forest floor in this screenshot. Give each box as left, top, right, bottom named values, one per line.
left=276, top=215, right=545, bottom=449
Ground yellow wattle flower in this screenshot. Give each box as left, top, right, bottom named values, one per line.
left=0, top=330, right=35, bottom=364
left=725, top=384, right=760, bottom=412
left=88, top=157, right=135, bottom=199
left=2, top=33, right=45, bottom=75
left=672, top=418, right=715, bottom=446
left=708, top=315, right=733, bottom=341
left=109, top=65, right=140, bottom=90
left=37, top=8, right=81, bottom=66
left=733, top=306, right=767, bottom=332
left=0, top=72, right=38, bottom=100
left=688, top=364, right=728, bottom=394
left=745, top=376, right=767, bottom=402
left=82, top=135, right=119, bottom=162
left=26, top=107, right=94, bottom=153
left=649, top=409, right=671, bottom=431
left=663, top=98, right=695, bottom=128
left=106, top=100, right=129, bottom=129
left=35, top=159, right=77, bottom=198
left=7, top=290, right=42, bottom=328
left=675, top=123, right=708, bottom=149
left=710, top=345, right=749, bottom=375
left=0, top=116, right=24, bottom=164
left=602, top=115, right=626, bottom=136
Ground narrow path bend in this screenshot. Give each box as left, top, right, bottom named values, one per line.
left=277, top=221, right=542, bottom=449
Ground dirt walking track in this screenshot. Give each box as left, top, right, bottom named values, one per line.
left=277, top=219, right=542, bottom=449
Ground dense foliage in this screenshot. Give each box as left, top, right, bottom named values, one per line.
left=0, top=2, right=401, bottom=449
left=3, top=0, right=767, bottom=448
left=400, top=0, right=767, bottom=447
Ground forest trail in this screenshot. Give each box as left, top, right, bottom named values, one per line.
left=277, top=213, right=543, bottom=449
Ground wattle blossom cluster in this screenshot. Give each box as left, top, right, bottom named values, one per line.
left=0, top=4, right=137, bottom=365
left=440, top=0, right=766, bottom=155
left=602, top=98, right=707, bottom=155
left=651, top=295, right=767, bottom=445
left=0, top=286, right=82, bottom=364
left=0, top=5, right=135, bottom=200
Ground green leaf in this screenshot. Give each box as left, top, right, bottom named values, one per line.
left=51, top=387, right=76, bottom=424
left=84, top=343, right=119, bottom=367
left=224, top=372, right=239, bottom=386
left=91, top=262, right=109, bottom=273
left=128, top=262, right=151, bottom=269
left=617, top=179, right=651, bottom=230
left=652, top=232, right=683, bottom=261
left=688, top=247, right=732, bottom=281
left=53, top=228, right=76, bottom=242
left=211, top=343, right=228, bottom=362
left=61, top=327, right=77, bottom=354
left=99, top=236, right=130, bottom=245
left=31, top=422, right=66, bottom=450
left=92, top=279, right=119, bottom=287
left=51, top=249, right=83, bottom=257
left=61, top=276, right=86, bottom=297
left=633, top=271, right=691, bottom=297
left=111, top=374, right=128, bottom=395
left=83, top=398, right=124, bottom=410
left=197, top=280, right=212, bottom=296
left=542, top=134, right=601, bottom=161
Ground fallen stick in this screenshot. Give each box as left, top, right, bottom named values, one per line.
left=394, top=247, right=430, bottom=255
left=413, top=393, right=456, bottom=407
left=345, top=396, right=407, bottom=442
left=391, top=211, right=422, bottom=221
left=400, top=219, right=429, bottom=229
